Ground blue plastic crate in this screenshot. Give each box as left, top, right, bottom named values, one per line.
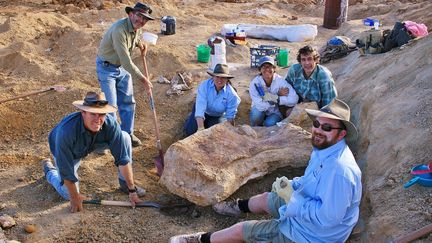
left=249, top=45, right=280, bottom=68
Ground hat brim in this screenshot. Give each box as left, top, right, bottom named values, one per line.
left=72, top=101, right=117, bottom=114
left=305, top=108, right=358, bottom=142
left=125, top=6, right=155, bottom=20
left=207, top=71, right=234, bottom=79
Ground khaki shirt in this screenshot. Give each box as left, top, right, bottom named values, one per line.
left=97, top=17, right=144, bottom=80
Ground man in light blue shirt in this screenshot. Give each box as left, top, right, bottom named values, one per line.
left=183, top=64, right=241, bottom=137
left=170, top=99, right=362, bottom=243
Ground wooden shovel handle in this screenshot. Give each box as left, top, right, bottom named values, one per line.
left=140, top=52, right=162, bottom=146
left=392, top=223, right=432, bottom=243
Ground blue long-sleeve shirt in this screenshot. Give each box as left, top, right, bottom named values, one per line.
left=195, top=78, right=241, bottom=120
left=48, top=112, right=131, bottom=184
left=279, top=139, right=362, bottom=242
left=285, top=63, right=337, bottom=108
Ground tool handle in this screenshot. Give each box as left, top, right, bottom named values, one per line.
left=392, top=223, right=432, bottom=243
left=83, top=200, right=162, bottom=208
left=141, top=52, right=162, bottom=144
left=403, top=177, right=419, bottom=188
left=0, top=88, right=53, bottom=104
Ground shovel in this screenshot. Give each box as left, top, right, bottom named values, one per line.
left=141, top=51, right=164, bottom=176
left=0, top=85, right=66, bottom=104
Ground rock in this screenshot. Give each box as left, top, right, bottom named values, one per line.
left=285, top=102, right=318, bottom=129
left=160, top=123, right=311, bottom=206
left=0, top=214, right=16, bottom=229
left=0, top=204, right=5, bottom=210
left=0, top=227, right=6, bottom=240
left=24, top=224, right=36, bottom=233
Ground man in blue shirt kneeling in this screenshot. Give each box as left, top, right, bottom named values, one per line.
left=170, top=99, right=362, bottom=243
left=41, top=91, right=145, bottom=213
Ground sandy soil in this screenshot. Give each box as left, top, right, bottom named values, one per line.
left=0, top=0, right=431, bottom=242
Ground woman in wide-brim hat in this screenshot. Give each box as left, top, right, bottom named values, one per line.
left=183, top=63, right=241, bottom=137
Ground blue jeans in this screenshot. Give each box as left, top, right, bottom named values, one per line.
left=45, top=131, right=132, bottom=200
left=96, top=56, right=136, bottom=135
left=250, top=106, right=282, bottom=127
left=183, top=104, right=222, bottom=137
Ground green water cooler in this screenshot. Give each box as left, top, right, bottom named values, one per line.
left=277, top=49, right=289, bottom=67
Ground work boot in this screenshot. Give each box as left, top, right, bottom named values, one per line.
left=41, top=158, right=56, bottom=177
left=119, top=179, right=146, bottom=197
left=130, top=134, right=142, bottom=147
left=169, top=232, right=205, bottom=243
left=213, top=199, right=242, bottom=217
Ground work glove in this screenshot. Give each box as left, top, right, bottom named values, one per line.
left=271, top=176, right=293, bottom=203
left=263, top=92, right=279, bottom=105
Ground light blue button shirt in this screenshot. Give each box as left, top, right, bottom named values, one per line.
left=278, top=139, right=362, bottom=242
left=195, top=78, right=241, bottom=120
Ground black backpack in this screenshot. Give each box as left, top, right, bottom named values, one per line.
left=382, top=22, right=413, bottom=53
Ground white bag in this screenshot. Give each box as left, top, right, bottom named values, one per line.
left=221, top=24, right=318, bottom=42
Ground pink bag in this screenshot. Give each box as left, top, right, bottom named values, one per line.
left=404, top=21, right=428, bottom=37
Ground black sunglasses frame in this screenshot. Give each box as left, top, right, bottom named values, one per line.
left=83, top=99, right=108, bottom=107
left=312, top=120, right=344, bottom=132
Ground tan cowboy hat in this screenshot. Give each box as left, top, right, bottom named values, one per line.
left=72, top=91, right=117, bottom=114
left=125, top=2, right=155, bottom=20
left=305, top=99, right=358, bottom=141
left=207, top=63, right=234, bottom=79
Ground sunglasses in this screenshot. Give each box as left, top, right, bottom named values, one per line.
left=83, top=99, right=108, bottom=107
left=312, top=120, right=344, bottom=132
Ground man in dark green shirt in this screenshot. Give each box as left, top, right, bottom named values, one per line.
left=96, top=2, right=154, bottom=147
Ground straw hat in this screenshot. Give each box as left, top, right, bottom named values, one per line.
left=207, top=64, right=234, bottom=79
left=125, top=2, right=155, bottom=20
left=305, top=99, right=358, bottom=141
left=72, top=91, right=117, bottom=114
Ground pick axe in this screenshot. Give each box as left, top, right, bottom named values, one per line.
left=83, top=199, right=193, bottom=212
left=0, top=85, right=66, bottom=104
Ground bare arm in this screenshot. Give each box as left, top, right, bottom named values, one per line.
left=64, top=179, right=85, bottom=213
left=119, top=163, right=140, bottom=207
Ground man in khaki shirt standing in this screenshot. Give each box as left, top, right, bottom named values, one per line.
left=96, top=2, right=154, bottom=147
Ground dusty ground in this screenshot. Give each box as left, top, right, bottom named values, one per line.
left=0, top=0, right=431, bottom=242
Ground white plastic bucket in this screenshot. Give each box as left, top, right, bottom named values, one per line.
left=141, top=32, right=158, bottom=45
left=209, top=54, right=227, bottom=71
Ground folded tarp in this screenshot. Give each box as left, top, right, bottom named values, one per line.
left=221, top=24, right=318, bottom=42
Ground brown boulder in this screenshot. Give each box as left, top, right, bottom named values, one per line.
left=160, top=123, right=311, bottom=206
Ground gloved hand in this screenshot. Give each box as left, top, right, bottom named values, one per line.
left=271, top=176, right=293, bottom=203
left=197, top=127, right=205, bottom=132
left=263, top=92, right=279, bottom=105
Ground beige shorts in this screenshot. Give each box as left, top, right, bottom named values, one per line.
left=242, top=192, right=294, bottom=243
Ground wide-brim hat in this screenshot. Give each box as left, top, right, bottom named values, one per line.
left=72, top=91, right=117, bottom=114
left=125, top=2, right=155, bottom=20
left=305, top=99, right=358, bottom=141
left=207, top=63, right=234, bottom=79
